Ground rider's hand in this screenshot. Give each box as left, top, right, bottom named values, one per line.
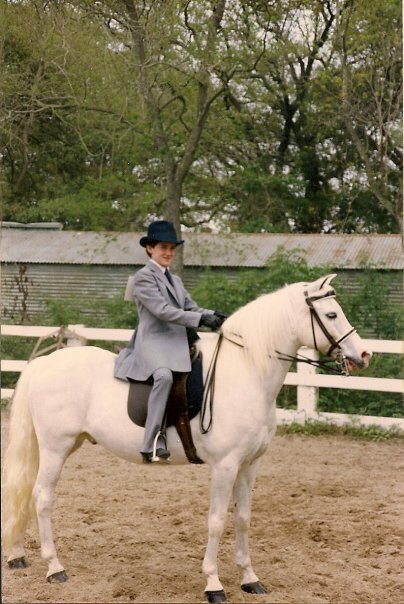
left=199, top=313, right=223, bottom=330
left=214, top=311, right=229, bottom=323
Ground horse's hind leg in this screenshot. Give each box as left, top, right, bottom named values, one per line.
left=7, top=536, right=28, bottom=568
left=32, top=437, right=76, bottom=582
left=233, top=460, right=267, bottom=595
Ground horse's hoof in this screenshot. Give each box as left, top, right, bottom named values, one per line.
left=8, top=557, right=28, bottom=569
left=241, top=581, right=268, bottom=594
left=47, top=570, right=68, bottom=583
left=205, top=589, right=227, bottom=603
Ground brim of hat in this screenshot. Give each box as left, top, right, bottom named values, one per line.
left=140, top=236, right=184, bottom=247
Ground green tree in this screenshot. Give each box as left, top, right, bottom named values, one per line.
left=1, top=0, right=401, bottom=238
left=78, top=0, right=238, bottom=270
left=1, top=0, right=153, bottom=229
left=197, top=0, right=402, bottom=234
left=337, top=0, right=402, bottom=232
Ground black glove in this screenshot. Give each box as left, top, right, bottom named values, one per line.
left=199, top=313, right=223, bottom=330
left=186, top=327, right=200, bottom=346
left=214, top=310, right=229, bottom=322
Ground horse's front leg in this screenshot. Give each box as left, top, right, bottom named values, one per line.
left=203, top=461, right=238, bottom=603
left=233, top=459, right=268, bottom=595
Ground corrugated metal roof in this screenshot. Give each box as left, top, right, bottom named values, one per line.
left=1, top=229, right=402, bottom=269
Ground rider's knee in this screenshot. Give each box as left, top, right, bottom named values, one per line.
left=153, top=367, right=173, bottom=388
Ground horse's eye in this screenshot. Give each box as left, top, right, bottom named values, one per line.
left=326, top=312, right=337, bottom=319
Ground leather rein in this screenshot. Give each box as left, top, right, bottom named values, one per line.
left=200, top=333, right=223, bottom=434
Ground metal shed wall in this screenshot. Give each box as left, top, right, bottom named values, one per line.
left=2, top=228, right=403, bottom=269
left=2, top=225, right=402, bottom=331
left=1, top=262, right=401, bottom=333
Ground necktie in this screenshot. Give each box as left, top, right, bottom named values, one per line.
left=164, top=269, right=174, bottom=287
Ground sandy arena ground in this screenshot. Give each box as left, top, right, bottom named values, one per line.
left=1, top=411, right=403, bottom=604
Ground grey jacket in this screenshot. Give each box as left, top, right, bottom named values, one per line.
left=114, top=261, right=212, bottom=381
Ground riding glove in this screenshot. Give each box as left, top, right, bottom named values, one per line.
left=214, top=311, right=229, bottom=322
left=199, top=313, right=223, bottom=330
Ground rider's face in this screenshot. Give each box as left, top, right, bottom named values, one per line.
left=147, top=242, right=177, bottom=268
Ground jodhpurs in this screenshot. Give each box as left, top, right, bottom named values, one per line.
left=141, top=367, right=173, bottom=453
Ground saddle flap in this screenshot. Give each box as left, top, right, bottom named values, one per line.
left=126, top=354, right=204, bottom=428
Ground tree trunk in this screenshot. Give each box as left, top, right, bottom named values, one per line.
left=122, top=0, right=228, bottom=273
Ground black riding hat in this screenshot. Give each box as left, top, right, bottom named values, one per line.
left=139, top=220, right=184, bottom=247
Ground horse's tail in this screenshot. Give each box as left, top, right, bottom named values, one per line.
left=2, top=363, right=39, bottom=551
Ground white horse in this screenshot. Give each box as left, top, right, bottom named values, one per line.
left=3, top=274, right=371, bottom=603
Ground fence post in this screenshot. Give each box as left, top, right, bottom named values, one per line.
left=66, top=324, right=87, bottom=347
left=297, top=347, right=319, bottom=415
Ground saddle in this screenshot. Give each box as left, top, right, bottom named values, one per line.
left=127, top=354, right=204, bottom=464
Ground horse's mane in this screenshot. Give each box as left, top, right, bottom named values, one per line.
left=222, top=283, right=298, bottom=375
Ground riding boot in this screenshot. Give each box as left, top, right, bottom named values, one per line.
left=175, top=412, right=204, bottom=464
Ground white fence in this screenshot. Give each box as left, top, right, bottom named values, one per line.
left=2, top=324, right=403, bottom=430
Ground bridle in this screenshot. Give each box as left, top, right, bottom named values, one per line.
left=304, top=289, right=356, bottom=357
left=223, top=288, right=357, bottom=376
left=276, top=288, right=356, bottom=376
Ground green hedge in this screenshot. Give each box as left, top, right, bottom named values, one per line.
left=2, top=250, right=403, bottom=417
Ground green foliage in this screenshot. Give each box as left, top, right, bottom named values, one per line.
left=341, top=422, right=403, bottom=441
left=337, top=267, right=404, bottom=340
left=43, top=294, right=138, bottom=329
left=314, top=266, right=404, bottom=418
left=1, top=336, right=34, bottom=389
left=2, top=0, right=401, bottom=233
left=191, top=248, right=328, bottom=314
left=101, top=295, right=138, bottom=330
left=1, top=290, right=138, bottom=389
left=13, top=176, right=152, bottom=231
left=192, top=251, right=403, bottom=417
left=278, top=420, right=403, bottom=441
left=317, top=353, right=403, bottom=418
left=1, top=251, right=402, bottom=418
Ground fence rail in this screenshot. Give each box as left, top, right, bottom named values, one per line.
left=2, top=324, right=403, bottom=430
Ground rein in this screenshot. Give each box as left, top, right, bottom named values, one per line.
left=222, top=334, right=351, bottom=376
left=274, top=350, right=350, bottom=375
left=200, top=333, right=224, bottom=434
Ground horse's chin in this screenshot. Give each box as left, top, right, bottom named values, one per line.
left=345, top=354, right=370, bottom=372
left=330, top=354, right=364, bottom=374
left=346, top=359, right=360, bottom=373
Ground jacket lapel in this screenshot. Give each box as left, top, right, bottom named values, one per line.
left=148, top=262, right=181, bottom=306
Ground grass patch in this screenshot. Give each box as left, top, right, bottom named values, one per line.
left=278, top=419, right=403, bottom=441
left=1, top=398, right=11, bottom=410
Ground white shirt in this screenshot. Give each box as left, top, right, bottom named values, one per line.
left=150, top=259, right=166, bottom=274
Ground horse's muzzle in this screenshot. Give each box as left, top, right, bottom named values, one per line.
left=346, top=350, right=372, bottom=372
left=360, top=350, right=372, bottom=368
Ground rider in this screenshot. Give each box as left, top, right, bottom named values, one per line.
left=114, top=220, right=225, bottom=463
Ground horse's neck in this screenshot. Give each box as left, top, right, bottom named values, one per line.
left=199, top=332, right=296, bottom=427
left=263, top=356, right=292, bottom=401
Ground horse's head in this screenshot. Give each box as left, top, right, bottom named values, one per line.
left=296, top=274, right=372, bottom=372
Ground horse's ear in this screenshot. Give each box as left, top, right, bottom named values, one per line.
left=319, top=273, right=337, bottom=289
left=306, top=273, right=337, bottom=292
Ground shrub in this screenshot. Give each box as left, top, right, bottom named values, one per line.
left=2, top=250, right=402, bottom=417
